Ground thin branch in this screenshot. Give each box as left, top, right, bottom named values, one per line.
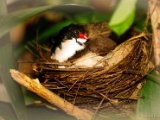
left=10, top=69, right=93, bottom=120
left=149, top=0, right=160, bottom=74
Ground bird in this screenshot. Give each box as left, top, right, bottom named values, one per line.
left=50, top=21, right=117, bottom=67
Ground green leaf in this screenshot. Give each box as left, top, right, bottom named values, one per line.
left=71, top=12, right=94, bottom=23
left=136, top=71, right=160, bottom=119
left=0, top=31, right=29, bottom=119
left=39, top=20, right=72, bottom=39
left=0, top=5, right=52, bottom=39
left=0, top=0, right=7, bottom=16
left=109, top=0, right=137, bottom=36
left=0, top=4, right=93, bottom=39
left=0, top=1, right=29, bottom=120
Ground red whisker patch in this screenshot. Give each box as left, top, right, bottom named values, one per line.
left=78, top=32, right=87, bottom=39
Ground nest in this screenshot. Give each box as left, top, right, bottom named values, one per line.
left=24, top=33, right=150, bottom=117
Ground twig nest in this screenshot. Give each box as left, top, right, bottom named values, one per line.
left=33, top=33, right=150, bottom=117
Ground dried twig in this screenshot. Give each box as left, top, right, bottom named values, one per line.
left=149, top=0, right=160, bottom=73
left=10, top=69, right=93, bottom=120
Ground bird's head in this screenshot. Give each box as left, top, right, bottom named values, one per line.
left=58, top=24, right=87, bottom=45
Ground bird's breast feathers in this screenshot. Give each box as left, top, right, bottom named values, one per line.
left=51, top=38, right=85, bottom=62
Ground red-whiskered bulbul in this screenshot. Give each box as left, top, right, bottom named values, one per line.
left=50, top=21, right=117, bottom=67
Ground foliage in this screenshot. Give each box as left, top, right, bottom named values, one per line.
left=0, top=0, right=29, bottom=120
left=136, top=71, right=160, bottom=119
left=109, top=0, right=137, bottom=36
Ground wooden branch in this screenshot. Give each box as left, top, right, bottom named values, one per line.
left=10, top=69, right=93, bottom=120
left=149, top=0, right=160, bottom=73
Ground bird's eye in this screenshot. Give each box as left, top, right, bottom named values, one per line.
left=74, top=30, right=77, bottom=33
left=73, top=30, right=79, bottom=38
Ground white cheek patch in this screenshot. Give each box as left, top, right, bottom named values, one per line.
left=51, top=38, right=86, bottom=62
left=77, top=38, right=87, bottom=43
